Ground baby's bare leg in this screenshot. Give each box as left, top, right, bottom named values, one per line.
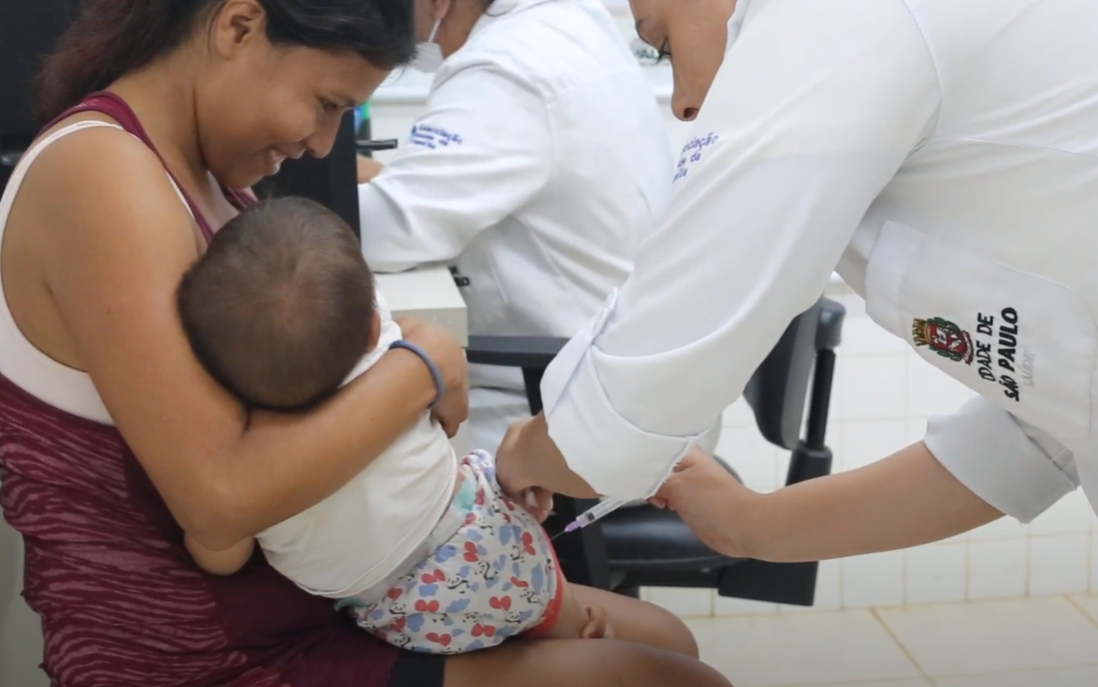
left=569, top=584, right=700, bottom=657
left=533, top=581, right=698, bottom=658
left=537, top=581, right=610, bottom=641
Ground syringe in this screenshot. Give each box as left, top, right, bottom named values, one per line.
left=552, top=497, right=628, bottom=539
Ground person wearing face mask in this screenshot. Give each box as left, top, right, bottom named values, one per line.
left=494, top=0, right=1098, bottom=573
left=356, top=0, right=725, bottom=459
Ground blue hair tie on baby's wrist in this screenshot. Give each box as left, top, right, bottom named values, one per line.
left=389, top=339, right=445, bottom=409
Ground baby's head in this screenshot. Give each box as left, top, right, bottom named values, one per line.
left=178, top=197, right=377, bottom=412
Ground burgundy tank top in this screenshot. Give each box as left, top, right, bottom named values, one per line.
left=0, top=93, right=404, bottom=687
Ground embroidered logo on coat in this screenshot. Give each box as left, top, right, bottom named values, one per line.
left=912, top=309, right=1025, bottom=404
left=911, top=317, right=974, bottom=364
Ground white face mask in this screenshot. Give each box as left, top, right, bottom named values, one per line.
left=410, top=19, right=444, bottom=73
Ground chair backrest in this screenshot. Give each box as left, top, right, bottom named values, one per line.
left=742, top=301, right=822, bottom=450
left=0, top=0, right=83, bottom=193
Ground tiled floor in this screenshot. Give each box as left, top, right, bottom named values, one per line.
left=687, top=594, right=1098, bottom=687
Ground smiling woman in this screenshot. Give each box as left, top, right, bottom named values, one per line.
left=34, top=0, right=412, bottom=189
left=0, top=1, right=736, bottom=686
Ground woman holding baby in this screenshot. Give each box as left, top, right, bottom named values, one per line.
left=0, top=0, right=731, bottom=686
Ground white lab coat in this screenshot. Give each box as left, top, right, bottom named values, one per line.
left=359, top=0, right=726, bottom=453
left=541, top=0, right=1098, bottom=520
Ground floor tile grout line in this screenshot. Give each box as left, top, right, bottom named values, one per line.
left=769, top=678, right=934, bottom=687
left=1064, top=593, right=1098, bottom=631
left=869, top=608, right=933, bottom=681
left=790, top=660, right=1098, bottom=687
left=768, top=657, right=1098, bottom=687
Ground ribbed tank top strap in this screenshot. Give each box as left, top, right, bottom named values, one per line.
left=42, top=91, right=256, bottom=243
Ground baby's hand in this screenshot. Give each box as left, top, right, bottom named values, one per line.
left=580, top=604, right=613, bottom=640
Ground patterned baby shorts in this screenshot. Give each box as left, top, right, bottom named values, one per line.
left=342, top=450, right=565, bottom=654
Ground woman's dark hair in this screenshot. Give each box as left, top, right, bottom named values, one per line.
left=34, top=0, right=416, bottom=124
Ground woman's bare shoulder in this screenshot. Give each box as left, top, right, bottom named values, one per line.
left=19, top=114, right=197, bottom=258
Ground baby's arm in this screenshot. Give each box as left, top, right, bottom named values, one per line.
left=184, top=533, right=256, bottom=575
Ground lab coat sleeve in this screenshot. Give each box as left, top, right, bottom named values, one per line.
left=539, top=0, right=943, bottom=500
left=358, top=63, right=553, bottom=273
left=924, top=397, right=1079, bottom=523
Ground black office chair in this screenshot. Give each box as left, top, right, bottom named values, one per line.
left=465, top=297, right=845, bottom=606
left=0, top=0, right=83, bottom=194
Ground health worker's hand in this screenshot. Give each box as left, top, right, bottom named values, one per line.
left=650, top=446, right=756, bottom=558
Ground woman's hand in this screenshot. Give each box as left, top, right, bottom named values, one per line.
left=650, top=447, right=758, bottom=558
left=357, top=155, right=385, bottom=184
left=396, top=317, right=469, bottom=437
left=655, top=442, right=1005, bottom=564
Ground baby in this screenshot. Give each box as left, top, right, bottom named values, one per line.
left=176, top=197, right=610, bottom=653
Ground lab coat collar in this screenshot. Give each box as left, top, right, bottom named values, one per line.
left=469, top=0, right=557, bottom=38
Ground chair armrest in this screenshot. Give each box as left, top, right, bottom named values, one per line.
left=816, top=298, right=846, bottom=351
left=465, top=336, right=569, bottom=369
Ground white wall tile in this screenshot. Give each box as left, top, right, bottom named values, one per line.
left=906, top=417, right=929, bottom=445
left=713, top=595, right=779, bottom=616
left=773, top=449, right=792, bottom=488
left=644, top=587, right=714, bottom=618
left=1091, top=534, right=1098, bottom=592
left=840, top=420, right=909, bottom=472
left=842, top=551, right=905, bottom=608
left=839, top=315, right=909, bottom=357
left=722, top=397, right=756, bottom=429
left=1029, top=491, right=1094, bottom=537
left=829, top=354, right=849, bottom=422
left=969, top=516, right=1028, bottom=541
left=714, top=426, right=780, bottom=493
left=840, top=355, right=908, bottom=421
left=1029, top=535, right=1090, bottom=597
left=829, top=287, right=867, bottom=319
left=905, top=543, right=967, bottom=605
left=968, top=539, right=1027, bottom=601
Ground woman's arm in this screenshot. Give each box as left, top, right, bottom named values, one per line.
left=31, top=127, right=466, bottom=550
left=653, top=444, right=1004, bottom=562
left=184, top=534, right=255, bottom=576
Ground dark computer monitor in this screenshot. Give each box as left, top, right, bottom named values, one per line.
left=253, top=113, right=362, bottom=239
left=0, top=0, right=82, bottom=194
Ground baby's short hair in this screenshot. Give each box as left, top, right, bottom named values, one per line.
left=178, top=197, right=376, bottom=412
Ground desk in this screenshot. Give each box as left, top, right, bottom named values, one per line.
left=375, top=267, right=468, bottom=346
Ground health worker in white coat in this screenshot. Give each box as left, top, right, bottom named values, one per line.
left=496, top=0, right=1098, bottom=564
left=357, top=0, right=724, bottom=454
